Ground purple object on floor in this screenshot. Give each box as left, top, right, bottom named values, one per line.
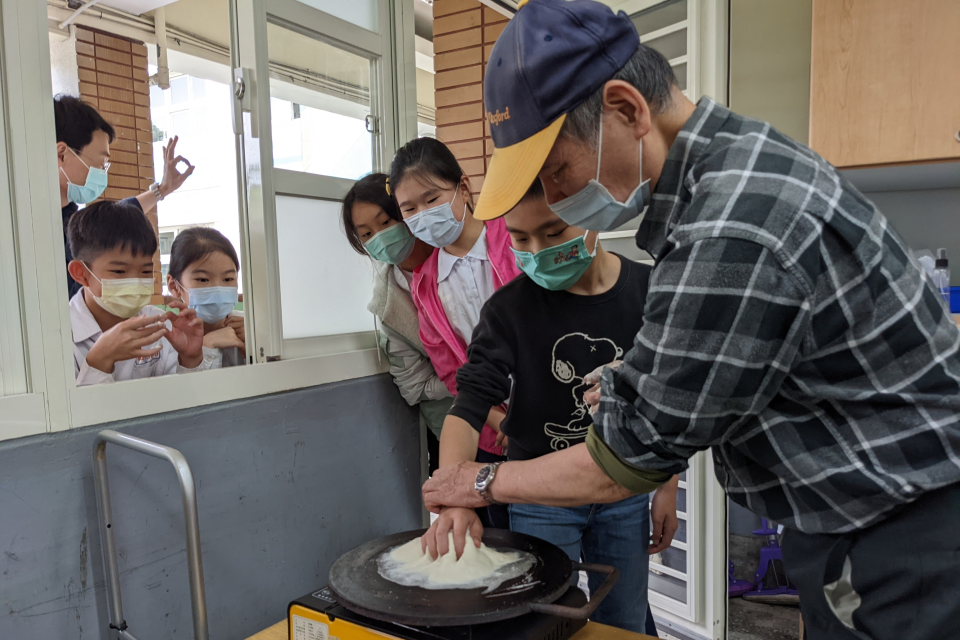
left=743, top=519, right=799, bottom=604
left=728, top=560, right=755, bottom=598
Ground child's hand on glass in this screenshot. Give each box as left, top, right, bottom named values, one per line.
left=223, top=315, right=246, bottom=356
left=203, top=326, right=245, bottom=352
left=85, top=316, right=166, bottom=374
left=163, top=301, right=204, bottom=369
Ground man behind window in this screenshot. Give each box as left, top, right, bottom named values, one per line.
left=54, top=95, right=195, bottom=298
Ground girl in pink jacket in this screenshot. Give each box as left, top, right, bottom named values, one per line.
left=389, top=138, right=520, bottom=529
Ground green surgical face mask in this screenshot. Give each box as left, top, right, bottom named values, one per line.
left=511, top=231, right=597, bottom=291
left=363, top=222, right=416, bottom=265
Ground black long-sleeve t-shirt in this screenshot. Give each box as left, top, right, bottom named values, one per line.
left=450, top=254, right=652, bottom=460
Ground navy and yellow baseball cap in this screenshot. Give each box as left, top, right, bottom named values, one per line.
left=474, top=0, right=640, bottom=221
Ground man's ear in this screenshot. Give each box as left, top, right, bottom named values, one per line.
left=67, top=260, right=90, bottom=287
left=602, top=80, right=652, bottom=141
left=56, top=141, right=69, bottom=166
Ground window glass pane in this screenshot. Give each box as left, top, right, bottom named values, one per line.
left=658, top=546, right=687, bottom=574
left=649, top=572, right=687, bottom=604
left=159, top=232, right=175, bottom=256
left=191, top=77, right=207, bottom=100
left=0, top=195, right=26, bottom=397
left=152, top=69, right=244, bottom=299
left=171, top=110, right=191, bottom=137
left=673, top=516, right=687, bottom=544
left=631, top=0, right=687, bottom=38
left=0, top=62, right=19, bottom=397
left=644, top=27, right=687, bottom=61
left=150, top=85, right=165, bottom=108
left=676, top=486, right=687, bottom=512
left=47, top=2, right=246, bottom=384
left=276, top=196, right=374, bottom=339
left=673, top=62, right=688, bottom=91
left=170, top=76, right=189, bottom=105
left=292, top=0, right=379, bottom=33
left=267, top=22, right=373, bottom=180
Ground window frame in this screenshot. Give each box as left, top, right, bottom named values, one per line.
left=598, top=0, right=728, bottom=254
left=235, top=0, right=403, bottom=362
left=600, top=2, right=729, bottom=639
left=0, top=0, right=417, bottom=437
left=0, top=25, right=28, bottom=400
left=0, top=0, right=76, bottom=439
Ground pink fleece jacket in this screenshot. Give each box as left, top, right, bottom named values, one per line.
left=411, top=218, right=521, bottom=455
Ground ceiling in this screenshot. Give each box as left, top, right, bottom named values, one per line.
left=161, top=0, right=230, bottom=48
left=101, top=0, right=177, bottom=15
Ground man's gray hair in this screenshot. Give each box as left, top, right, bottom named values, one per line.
left=560, top=45, right=677, bottom=149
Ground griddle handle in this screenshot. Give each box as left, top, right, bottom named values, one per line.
left=528, top=563, right=620, bottom=620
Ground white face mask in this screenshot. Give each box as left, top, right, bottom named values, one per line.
left=548, top=118, right=651, bottom=232
left=84, top=265, right=154, bottom=318
left=404, top=188, right=468, bottom=248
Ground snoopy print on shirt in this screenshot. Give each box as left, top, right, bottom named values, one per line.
left=544, top=332, right=623, bottom=451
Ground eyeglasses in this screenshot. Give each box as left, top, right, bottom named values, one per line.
left=72, top=148, right=111, bottom=172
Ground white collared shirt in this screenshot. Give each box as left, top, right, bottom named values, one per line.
left=436, top=227, right=495, bottom=344
left=393, top=265, right=413, bottom=293
left=70, top=290, right=218, bottom=386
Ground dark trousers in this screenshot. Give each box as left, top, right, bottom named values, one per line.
left=645, top=605, right=658, bottom=637
left=426, top=429, right=440, bottom=476
left=781, top=482, right=960, bottom=640
left=475, top=449, right=509, bottom=530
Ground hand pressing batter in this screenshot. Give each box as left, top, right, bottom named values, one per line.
left=421, top=506, right=483, bottom=560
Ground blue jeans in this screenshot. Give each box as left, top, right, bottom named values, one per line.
left=509, top=493, right=651, bottom=634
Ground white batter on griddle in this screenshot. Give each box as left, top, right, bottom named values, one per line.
left=378, top=533, right=535, bottom=592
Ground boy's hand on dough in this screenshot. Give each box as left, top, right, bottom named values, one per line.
left=421, top=508, right=483, bottom=560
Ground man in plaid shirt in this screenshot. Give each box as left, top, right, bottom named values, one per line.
left=422, top=1, right=960, bottom=637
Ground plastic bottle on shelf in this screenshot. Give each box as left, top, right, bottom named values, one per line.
left=933, top=248, right=950, bottom=307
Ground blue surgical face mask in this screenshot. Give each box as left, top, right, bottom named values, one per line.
left=511, top=231, right=598, bottom=291
left=182, top=285, right=239, bottom=323
left=363, top=222, right=416, bottom=265
left=61, top=147, right=109, bottom=204
left=404, top=188, right=467, bottom=248
left=548, top=119, right=651, bottom=232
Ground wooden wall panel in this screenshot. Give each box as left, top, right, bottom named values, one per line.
left=810, top=0, right=960, bottom=167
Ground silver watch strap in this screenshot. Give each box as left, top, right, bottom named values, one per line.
left=479, top=461, right=503, bottom=505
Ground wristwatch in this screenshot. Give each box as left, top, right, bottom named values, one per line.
left=149, top=181, right=165, bottom=201
left=475, top=462, right=503, bottom=505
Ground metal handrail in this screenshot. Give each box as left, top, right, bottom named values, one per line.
left=92, top=430, right=209, bottom=640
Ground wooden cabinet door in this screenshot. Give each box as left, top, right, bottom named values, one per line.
left=810, top=0, right=960, bottom=168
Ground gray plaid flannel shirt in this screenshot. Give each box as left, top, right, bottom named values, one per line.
left=596, top=98, right=960, bottom=534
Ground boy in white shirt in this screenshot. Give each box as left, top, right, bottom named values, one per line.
left=66, top=200, right=215, bottom=385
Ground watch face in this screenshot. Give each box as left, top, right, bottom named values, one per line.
left=476, top=465, right=492, bottom=487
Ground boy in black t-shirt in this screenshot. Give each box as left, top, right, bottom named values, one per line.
left=424, top=180, right=679, bottom=634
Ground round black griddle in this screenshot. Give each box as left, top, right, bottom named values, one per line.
left=328, top=528, right=619, bottom=627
